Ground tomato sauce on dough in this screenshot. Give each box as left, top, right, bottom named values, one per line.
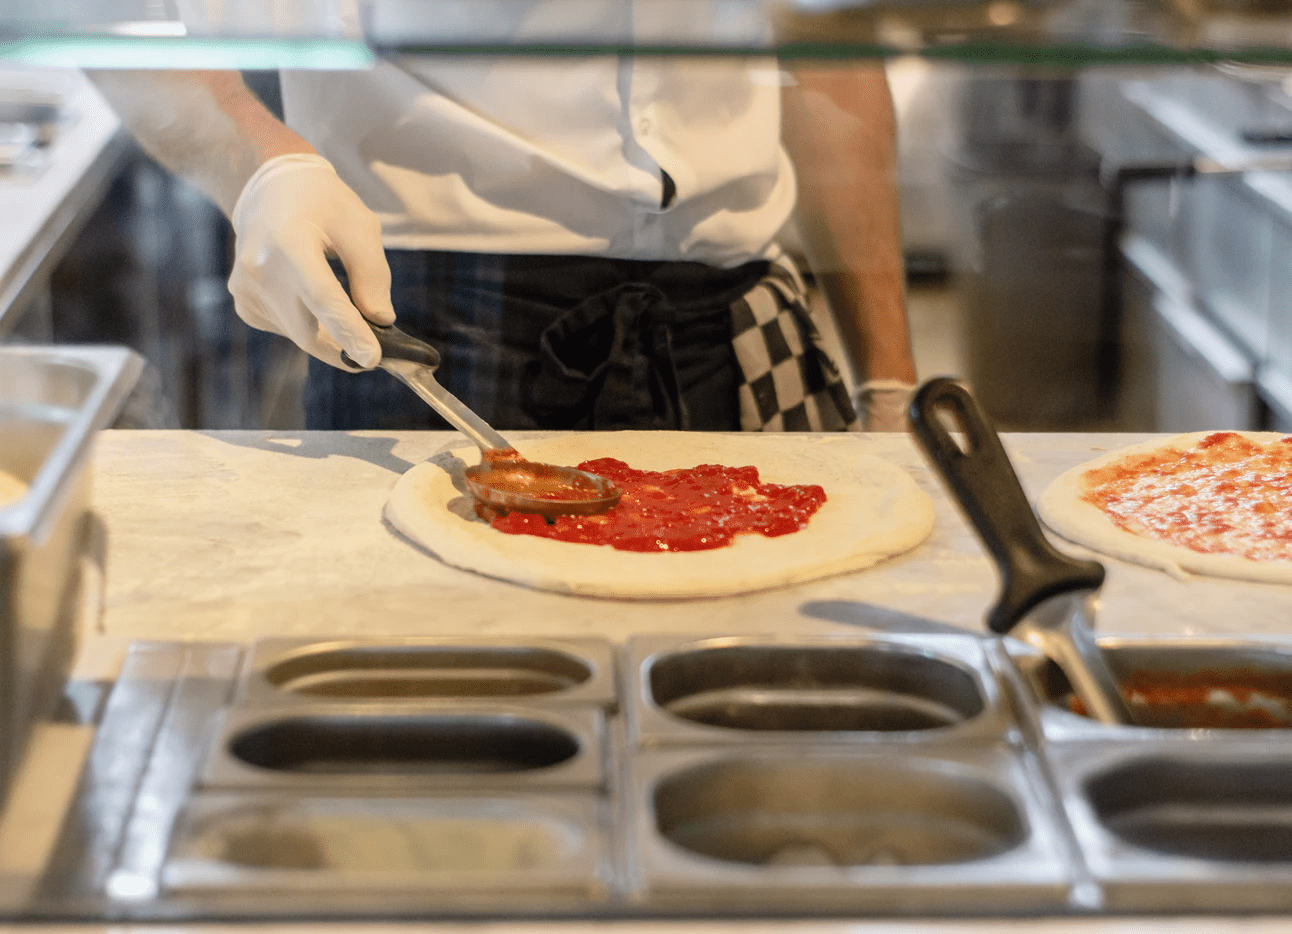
left=1079, top=432, right=1292, bottom=562
left=489, top=457, right=827, bottom=552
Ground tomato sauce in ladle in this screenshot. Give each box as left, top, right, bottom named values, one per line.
left=465, top=448, right=622, bottom=520
left=343, top=322, right=622, bottom=520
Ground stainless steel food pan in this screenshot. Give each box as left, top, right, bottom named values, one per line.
left=200, top=703, right=604, bottom=792
left=1046, top=741, right=1292, bottom=912
left=0, top=345, right=141, bottom=807
left=623, top=746, right=1075, bottom=915
left=161, top=790, right=611, bottom=915
left=624, top=633, right=1015, bottom=748
left=1005, top=635, right=1292, bottom=742
left=234, top=636, right=616, bottom=710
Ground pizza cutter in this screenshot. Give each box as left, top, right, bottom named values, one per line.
left=342, top=323, right=622, bottom=518
left=908, top=377, right=1133, bottom=725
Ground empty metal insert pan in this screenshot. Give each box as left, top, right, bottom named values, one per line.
left=627, top=747, right=1074, bottom=914
left=236, top=637, right=616, bottom=708
left=162, top=791, right=609, bottom=914
left=201, top=704, right=603, bottom=791
left=1007, top=637, right=1292, bottom=740
left=0, top=346, right=140, bottom=809
left=1047, top=743, right=1292, bottom=912
left=626, top=634, right=1009, bottom=746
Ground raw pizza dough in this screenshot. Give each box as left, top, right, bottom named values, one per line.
left=385, top=432, right=935, bottom=599
left=1038, top=431, right=1292, bottom=584
left=0, top=470, right=27, bottom=508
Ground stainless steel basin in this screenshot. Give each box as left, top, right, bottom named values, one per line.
left=653, top=757, right=1024, bottom=866
left=162, top=791, right=609, bottom=912
left=626, top=634, right=1009, bottom=746
left=237, top=637, right=617, bottom=708
left=1086, top=757, right=1292, bottom=862
left=1047, top=742, right=1292, bottom=912
left=230, top=714, right=579, bottom=775
left=628, top=746, right=1075, bottom=914
left=183, top=800, right=582, bottom=870
left=650, top=645, right=980, bottom=731
left=1008, top=638, right=1292, bottom=738
left=0, top=345, right=140, bottom=809
left=264, top=647, right=590, bottom=698
left=201, top=704, right=604, bottom=791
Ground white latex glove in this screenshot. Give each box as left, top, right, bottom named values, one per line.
left=857, top=379, right=916, bottom=432
left=229, top=154, right=395, bottom=368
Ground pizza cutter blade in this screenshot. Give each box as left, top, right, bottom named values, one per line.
left=342, top=323, right=622, bottom=518
left=908, top=377, right=1133, bottom=726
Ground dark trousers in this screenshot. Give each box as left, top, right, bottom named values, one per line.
left=307, top=250, right=766, bottom=432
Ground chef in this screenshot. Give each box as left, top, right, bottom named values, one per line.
left=88, top=42, right=915, bottom=432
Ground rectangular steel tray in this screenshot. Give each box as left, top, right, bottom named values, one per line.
left=200, top=702, right=606, bottom=792
left=235, top=635, right=618, bottom=710
left=0, top=345, right=140, bottom=810
left=162, top=790, right=613, bottom=916
left=1005, top=635, right=1292, bottom=741
left=625, top=632, right=1018, bottom=748
left=1046, top=740, right=1292, bottom=913
left=623, top=744, right=1075, bottom=915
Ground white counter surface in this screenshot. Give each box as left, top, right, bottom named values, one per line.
left=30, top=428, right=1292, bottom=932
left=85, top=429, right=1292, bottom=647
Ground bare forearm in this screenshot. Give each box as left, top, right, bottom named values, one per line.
left=86, top=70, right=315, bottom=216
left=782, top=63, right=916, bottom=385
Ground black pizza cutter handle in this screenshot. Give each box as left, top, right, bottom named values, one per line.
left=340, top=322, right=441, bottom=370
left=907, top=377, right=1105, bottom=636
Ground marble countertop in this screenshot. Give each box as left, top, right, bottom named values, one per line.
left=84, top=429, right=1292, bottom=652
left=36, top=428, right=1292, bottom=933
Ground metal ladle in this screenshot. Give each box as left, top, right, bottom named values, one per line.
left=343, top=323, right=622, bottom=519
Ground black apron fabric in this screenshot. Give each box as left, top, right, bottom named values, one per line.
left=308, top=250, right=765, bottom=431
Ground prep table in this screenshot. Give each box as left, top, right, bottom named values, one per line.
left=5, top=427, right=1292, bottom=934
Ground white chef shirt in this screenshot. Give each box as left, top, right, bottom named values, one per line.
left=279, top=53, right=797, bottom=267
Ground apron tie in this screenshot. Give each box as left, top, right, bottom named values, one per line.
left=523, top=282, right=690, bottom=430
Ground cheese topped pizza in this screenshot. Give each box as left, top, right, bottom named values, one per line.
left=1039, top=431, right=1292, bottom=583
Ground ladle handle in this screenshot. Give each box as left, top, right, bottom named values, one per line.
left=908, top=378, right=1105, bottom=635
left=341, top=322, right=441, bottom=370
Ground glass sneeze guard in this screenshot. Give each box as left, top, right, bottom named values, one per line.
left=7, top=0, right=1292, bottom=67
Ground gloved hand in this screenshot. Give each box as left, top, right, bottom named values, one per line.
left=228, top=153, right=395, bottom=369
left=857, top=378, right=916, bottom=431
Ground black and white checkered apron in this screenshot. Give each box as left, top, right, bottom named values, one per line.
left=729, top=255, right=860, bottom=432
left=307, top=250, right=857, bottom=432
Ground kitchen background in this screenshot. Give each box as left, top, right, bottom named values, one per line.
left=4, top=57, right=1292, bottom=435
